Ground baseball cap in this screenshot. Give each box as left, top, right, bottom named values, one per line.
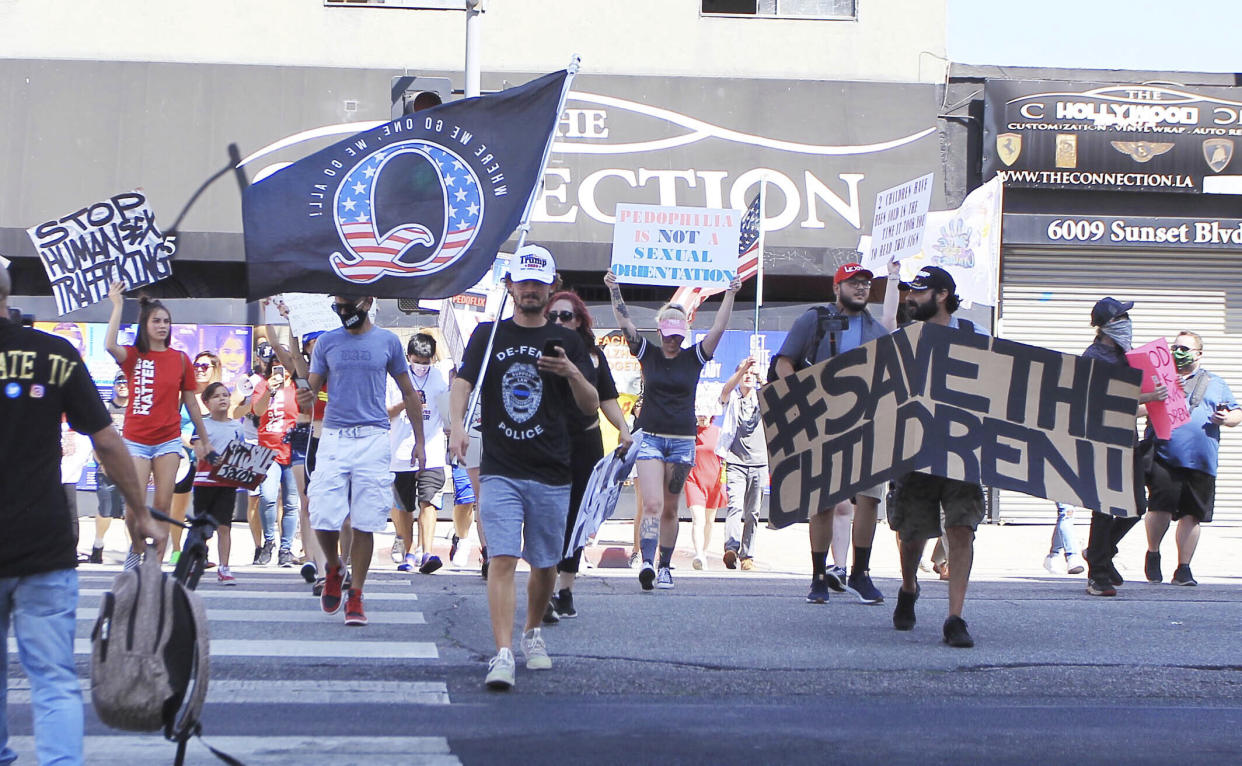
left=113, top=372, right=127, bottom=386
left=1090, top=297, right=1134, bottom=327
left=908, top=266, right=956, bottom=293
left=506, top=244, right=557, bottom=284
left=834, top=262, right=874, bottom=285
left=301, top=330, right=325, bottom=346
left=659, top=317, right=690, bottom=338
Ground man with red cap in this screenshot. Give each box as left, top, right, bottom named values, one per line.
left=774, top=259, right=901, bottom=606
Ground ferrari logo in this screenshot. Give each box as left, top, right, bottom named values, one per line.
left=1110, top=141, right=1175, bottom=163
left=1203, top=138, right=1234, bottom=173
left=996, top=133, right=1022, bottom=166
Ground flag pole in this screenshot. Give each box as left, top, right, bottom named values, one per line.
left=752, top=175, right=768, bottom=336
left=463, top=56, right=581, bottom=431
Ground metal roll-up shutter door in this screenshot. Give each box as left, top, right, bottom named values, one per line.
left=996, top=247, right=1242, bottom=524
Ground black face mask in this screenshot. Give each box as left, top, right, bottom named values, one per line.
left=333, top=302, right=367, bottom=329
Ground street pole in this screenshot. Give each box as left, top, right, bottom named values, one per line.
left=465, top=0, right=484, bottom=98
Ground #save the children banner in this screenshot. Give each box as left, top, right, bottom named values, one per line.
left=610, top=204, right=740, bottom=289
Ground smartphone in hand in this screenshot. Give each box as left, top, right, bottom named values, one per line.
left=542, top=339, right=565, bottom=358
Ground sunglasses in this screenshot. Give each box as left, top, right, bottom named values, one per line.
left=1171, top=345, right=1200, bottom=353
left=193, top=362, right=214, bottom=371
left=546, top=310, right=576, bottom=323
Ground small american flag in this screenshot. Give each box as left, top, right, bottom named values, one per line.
left=671, top=191, right=761, bottom=320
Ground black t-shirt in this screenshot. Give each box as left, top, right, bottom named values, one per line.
left=0, top=322, right=111, bottom=578
left=632, top=336, right=712, bottom=437
left=566, top=346, right=619, bottom=433
left=459, top=319, right=592, bottom=485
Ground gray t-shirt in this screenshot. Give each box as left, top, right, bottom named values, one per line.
left=310, top=325, right=408, bottom=429
left=723, top=388, right=766, bottom=467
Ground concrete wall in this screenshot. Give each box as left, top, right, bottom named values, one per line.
left=0, top=0, right=947, bottom=83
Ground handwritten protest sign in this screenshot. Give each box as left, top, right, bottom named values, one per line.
left=275, top=292, right=378, bottom=340
left=760, top=322, right=1144, bottom=528
left=610, top=204, right=740, bottom=289
left=1126, top=338, right=1191, bottom=439
left=27, top=190, right=175, bottom=316
left=564, top=432, right=643, bottom=558
left=206, top=440, right=277, bottom=491
left=867, top=173, right=934, bottom=265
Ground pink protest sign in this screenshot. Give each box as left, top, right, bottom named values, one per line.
left=1126, top=338, right=1191, bottom=439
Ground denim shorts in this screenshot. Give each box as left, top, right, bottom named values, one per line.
left=636, top=434, right=696, bottom=465
left=123, top=437, right=183, bottom=461
left=479, top=475, right=570, bottom=569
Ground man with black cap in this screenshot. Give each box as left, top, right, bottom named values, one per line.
left=889, top=266, right=989, bottom=647
left=774, top=259, right=900, bottom=606
left=1079, top=297, right=1168, bottom=596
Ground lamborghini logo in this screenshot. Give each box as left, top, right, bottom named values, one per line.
left=1203, top=138, right=1234, bottom=173
left=996, top=133, right=1021, bottom=166
left=1110, top=141, right=1175, bottom=163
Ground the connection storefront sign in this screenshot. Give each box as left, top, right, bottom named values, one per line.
left=1004, top=213, right=1242, bottom=249
left=984, top=80, right=1242, bottom=193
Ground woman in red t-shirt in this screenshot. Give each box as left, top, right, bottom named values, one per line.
left=105, top=280, right=215, bottom=556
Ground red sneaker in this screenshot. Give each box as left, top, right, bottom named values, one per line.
left=344, top=589, right=367, bottom=626
left=321, top=564, right=345, bottom=614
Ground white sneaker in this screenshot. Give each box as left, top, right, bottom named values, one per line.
left=520, top=628, right=552, bottom=670
left=1043, top=553, right=1065, bottom=574
left=390, top=537, right=404, bottom=564
left=656, top=566, right=674, bottom=589
left=450, top=546, right=470, bottom=569
left=485, top=647, right=516, bottom=689
left=1065, top=553, right=1085, bottom=575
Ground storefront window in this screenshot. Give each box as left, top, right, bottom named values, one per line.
left=701, top=0, right=857, bottom=18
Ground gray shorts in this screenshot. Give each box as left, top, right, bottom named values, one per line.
left=479, top=474, right=570, bottom=569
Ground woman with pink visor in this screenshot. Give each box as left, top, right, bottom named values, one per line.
left=604, top=271, right=742, bottom=591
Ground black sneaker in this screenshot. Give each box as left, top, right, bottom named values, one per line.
left=638, top=562, right=656, bottom=591
left=1145, top=551, right=1162, bottom=583
left=1107, top=561, right=1124, bottom=587
left=278, top=550, right=294, bottom=568
left=449, top=534, right=461, bottom=561
left=1171, top=564, right=1197, bottom=586
left=553, top=588, right=577, bottom=618
left=252, top=546, right=263, bottom=565
left=892, top=586, right=919, bottom=630
left=942, top=615, right=974, bottom=648
left=542, top=600, right=560, bottom=624
left=846, top=570, right=884, bottom=605
left=805, top=574, right=830, bottom=604
left=300, top=561, right=318, bottom=584
left=1086, top=577, right=1117, bottom=597
left=257, top=541, right=274, bottom=566
left=824, top=565, right=848, bottom=593
left=88, top=545, right=104, bottom=565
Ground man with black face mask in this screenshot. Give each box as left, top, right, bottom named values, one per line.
left=1143, top=330, right=1240, bottom=586
left=295, top=295, right=426, bottom=627
left=1080, top=298, right=1167, bottom=597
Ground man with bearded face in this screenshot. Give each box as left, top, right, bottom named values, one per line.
left=888, top=266, right=989, bottom=648
left=774, top=261, right=900, bottom=607
left=1078, top=298, right=1168, bottom=597
left=1142, top=330, right=1241, bottom=586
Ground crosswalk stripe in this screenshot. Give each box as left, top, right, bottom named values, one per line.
left=8, top=637, right=439, bottom=659
left=7, top=679, right=450, bottom=705
left=5, top=735, right=461, bottom=765
left=73, top=607, right=427, bottom=624
left=76, top=588, right=418, bottom=601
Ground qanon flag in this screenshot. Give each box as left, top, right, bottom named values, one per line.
left=242, top=70, right=569, bottom=300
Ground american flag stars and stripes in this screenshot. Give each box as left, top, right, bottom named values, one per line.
left=329, top=144, right=483, bottom=284
left=671, top=191, right=762, bottom=320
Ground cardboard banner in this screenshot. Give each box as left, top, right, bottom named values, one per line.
left=1126, top=338, right=1191, bottom=439
left=27, top=190, right=175, bottom=316
left=867, top=172, right=934, bottom=264
left=206, top=440, right=277, bottom=491
left=564, top=432, right=644, bottom=558
left=760, top=322, right=1144, bottom=528
left=610, top=204, right=740, bottom=288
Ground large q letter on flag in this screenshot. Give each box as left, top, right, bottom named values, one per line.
left=242, top=70, right=568, bottom=300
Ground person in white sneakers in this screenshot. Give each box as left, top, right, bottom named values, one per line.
left=1045, top=504, right=1086, bottom=575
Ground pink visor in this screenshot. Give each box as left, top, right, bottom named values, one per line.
left=658, top=318, right=689, bottom=338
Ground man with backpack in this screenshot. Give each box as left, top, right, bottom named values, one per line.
left=772, top=260, right=900, bottom=607
left=0, top=266, right=163, bottom=766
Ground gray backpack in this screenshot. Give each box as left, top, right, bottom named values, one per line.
left=90, top=552, right=211, bottom=753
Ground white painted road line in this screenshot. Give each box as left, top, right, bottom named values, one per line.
left=73, top=607, right=427, bottom=624
left=9, top=638, right=439, bottom=659
left=5, top=736, right=461, bottom=765
left=8, top=679, right=450, bottom=705
left=77, top=588, right=419, bottom=601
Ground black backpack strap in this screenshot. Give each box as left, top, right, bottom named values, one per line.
left=956, top=318, right=975, bottom=333
left=173, top=728, right=246, bottom=766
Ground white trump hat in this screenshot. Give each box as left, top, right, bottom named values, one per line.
left=507, top=244, right=557, bottom=284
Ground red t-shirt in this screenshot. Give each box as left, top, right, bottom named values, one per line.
left=255, top=381, right=300, bottom=465
left=120, top=347, right=195, bottom=446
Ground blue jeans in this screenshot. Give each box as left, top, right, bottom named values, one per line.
left=259, top=461, right=299, bottom=553
left=1051, top=503, right=1079, bottom=556
left=0, top=568, right=82, bottom=766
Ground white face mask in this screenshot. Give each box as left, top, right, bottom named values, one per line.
left=409, top=363, right=431, bottom=377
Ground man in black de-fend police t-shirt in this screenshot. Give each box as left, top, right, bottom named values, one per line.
left=0, top=267, right=162, bottom=764
left=450, top=245, right=598, bottom=691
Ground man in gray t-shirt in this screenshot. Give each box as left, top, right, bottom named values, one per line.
left=297, top=294, right=426, bottom=627
left=716, top=357, right=767, bottom=567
